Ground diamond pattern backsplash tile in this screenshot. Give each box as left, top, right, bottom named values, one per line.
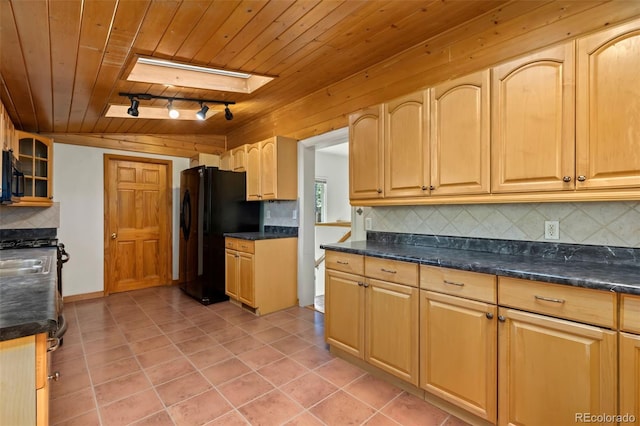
left=0, top=203, right=61, bottom=229
left=364, top=202, right=640, bottom=247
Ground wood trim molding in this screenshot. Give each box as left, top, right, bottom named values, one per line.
left=63, top=291, right=105, bottom=303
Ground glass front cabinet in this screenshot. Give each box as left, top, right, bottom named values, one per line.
left=16, top=131, right=53, bottom=206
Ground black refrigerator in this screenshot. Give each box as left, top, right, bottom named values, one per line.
left=179, top=166, right=260, bottom=305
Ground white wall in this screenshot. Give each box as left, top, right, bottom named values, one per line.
left=53, top=143, right=190, bottom=297
left=315, top=151, right=350, bottom=222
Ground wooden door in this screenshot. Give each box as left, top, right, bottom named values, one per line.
left=238, top=251, right=255, bottom=307
left=225, top=249, right=239, bottom=299
left=498, top=307, right=617, bottom=426
left=349, top=105, right=384, bottom=200
left=325, top=269, right=365, bottom=358
left=620, top=332, right=640, bottom=426
left=260, top=138, right=277, bottom=200
left=105, top=155, right=171, bottom=294
left=246, top=143, right=261, bottom=200
left=366, top=279, right=419, bottom=385
left=576, top=19, right=640, bottom=190
left=492, top=43, right=575, bottom=193
left=384, top=91, right=430, bottom=198
left=431, top=71, right=490, bottom=195
left=420, top=291, right=497, bottom=422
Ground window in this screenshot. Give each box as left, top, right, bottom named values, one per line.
left=315, top=179, right=327, bottom=223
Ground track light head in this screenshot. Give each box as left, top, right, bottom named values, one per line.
left=196, top=103, right=209, bottom=120
left=224, top=104, right=233, bottom=121
left=127, top=97, right=139, bottom=117
left=167, top=100, right=180, bottom=119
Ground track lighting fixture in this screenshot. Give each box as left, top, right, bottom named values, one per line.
left=196, top=103, right=209, bottom=120
left=127, top=97, right=139, bottom=117
left=167, top=100, right=180, bottom=119
left=119, top=92, right=235, bottom=120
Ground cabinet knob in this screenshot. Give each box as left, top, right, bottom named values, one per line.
left=577, top=175, right=586, bottom=182
left=357, top=281, right=364, bottom=287
left=48, top=371, right=61, bottom=382
left=111, top=233, right=117, bottom=240
left=376, top=189, right=382, bottom=194
left=363, top=282, right=370, bottom=288
left=562, top=176, right=572, bottom=182
left=486, top=312, right=494, bottom=320
left=421, top=186, right=428, bottom=191
left=498, top=315, right=506, bottom=322
left=429, top=185, right=435, bottom=190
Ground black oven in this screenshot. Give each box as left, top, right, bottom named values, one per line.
left=1, top=149, right=25, bottom=204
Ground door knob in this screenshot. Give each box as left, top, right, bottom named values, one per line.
left=111, top=233, right=117, bottom=240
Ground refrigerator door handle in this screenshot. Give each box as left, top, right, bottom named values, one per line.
left=181, top=190, right=191, bottom=240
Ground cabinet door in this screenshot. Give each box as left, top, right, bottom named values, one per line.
left=576, top=19, right=640, bottom=190
left=260, top=139, right=277, bottom=200
left=420, top=291, right=497, bottom=422
left=219, top=151, right=232, bottom=171
left=246, top=143, right=261, bottom=200
left=232, top=146, right=247, bottom=171
left=349, top=106, right=384, bottom=200
left=225, top=250, right=239, bottom=299
left=491, top=43, right=575, bottom=193
left=384, top=91, right=430, bottom=198
left=366, top=279, right=419, bottom=385
left=325, top=269, right=365, bottom=358
left=620, top=332, right=640, bottom=426
left=16, top=131, right=53, bottom=204
left=238, top=252, right=255, bottom=306
left=431, top=71, right=490, bottom=195
left=498, top=308, right=617, bottom=426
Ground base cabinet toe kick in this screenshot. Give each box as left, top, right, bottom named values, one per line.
left=324, top=250, right=638, bottom=426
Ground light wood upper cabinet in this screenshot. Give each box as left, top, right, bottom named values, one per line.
left=431, top=70, right=490, bottom=195
left=245, top=136, right=297, bottom=201
left=576, top=19, right=640, bottom=190
left=384, top=91, right=430, bottom=198
left=219, top=151, right=232, bottom=171
left=620, top=332, right=640, bottom=426
left=231, top=145, right=247, bottom=172
left=349, top=105, right=384, bottom=200
left=16, top=131, right=54, bottom=206
left=491, top=42, right=575, bottom=193
left=498, top=307, right=617, bottom=426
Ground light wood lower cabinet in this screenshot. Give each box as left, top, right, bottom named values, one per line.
left=325, top=256, right=419, bottom=385
left=498, top=307, right=617, bottom=426
left=224, top=237, right=297, bottom=315
left=620, top=332, right=640, bottom=426
left=420, top=291, right=497, bottom=422
left=0, top=333, right=52, bottom=426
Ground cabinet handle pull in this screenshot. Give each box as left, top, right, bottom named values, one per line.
left=443, top=280, right=464, bottom=287
left=380, top=268, right=396, bottom=274
left=577, top=175, right=586, bottom=182
left=337, top=260, right=349, bottom=265
left=534, top=295, right=565, bottom=304
left=562, top=176, right=572, bottom=182
left=498, top=315, right=506, bottom=322
left=47, top=337, right=61, bottom=352
left=486, top=312, right=494, bottom=320
left=241, top=245, right=248, bottom=249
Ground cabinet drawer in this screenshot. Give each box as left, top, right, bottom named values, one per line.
left=236, top=240, right=255, bottom=254
left=326, top=251, right=364, bottom=275
left=365, top=257, right=418, bottom=287
left=621, top=294, right=640, bottom=334
left=498, top=277, right=617, bottom=328
left=225, top=238, right=238, bottom=250
left=420, top=265, right=496, bottom=303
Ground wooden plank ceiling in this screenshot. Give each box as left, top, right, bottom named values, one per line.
left=0, top=0, right=507, bottom=144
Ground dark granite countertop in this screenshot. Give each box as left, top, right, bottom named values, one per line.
left=321, top=236, right=640, bottom=295
left=225, top=226, right=298, bottom=241
left=0, top=247, right=59, bottom=341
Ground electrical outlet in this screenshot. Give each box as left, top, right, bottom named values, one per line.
left=544, top=220, right=559, bottom=240
left=265, top=210, right=271, bottom=219
left=365, top=217, right=373, bottom=230
left=292, top=209, right=297, bottom=220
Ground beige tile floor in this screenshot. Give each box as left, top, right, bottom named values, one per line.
left=50, top=285, right=469, bottom=426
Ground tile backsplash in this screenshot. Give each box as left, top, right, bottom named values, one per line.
left=364, top=202, right=640, bottom=247
left=0, top=203, right=61, bottom=229
left=263, top=200, right=299, bottom=227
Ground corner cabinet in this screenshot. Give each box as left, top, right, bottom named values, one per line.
left=245, top=136, right=297, bottom=201
left=576, top=19, right=640, bottom=190
left=16, top=131, right=54, bottom=206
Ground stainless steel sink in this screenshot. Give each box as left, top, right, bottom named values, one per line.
left=0, top=257, right=51, bottom=277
